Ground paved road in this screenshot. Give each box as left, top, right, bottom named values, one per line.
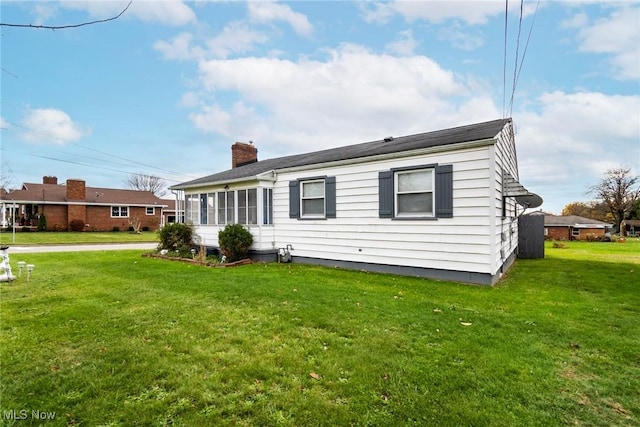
left=5, top=243, right=157, bottom=254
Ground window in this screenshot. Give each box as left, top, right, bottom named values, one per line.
left=395, top=169, right=434, bottom=217
left=289, top=177, right=336, bottom=219
left=301, top=180, right=325, bottom=217
left=199, top=193, right=208, bottom=225
left=185, top=194, right=199, bottom=224
left=146, top=207, right=155, bottom=215
left=237, top=189, right=257, bottom=225
left=572, top=228, right=580, bottom=237
left=263, top=188, right=273, bottom=225
left=217, top=191, right=235, bottom=225
left=379, top=164, right=453, bottom=219
left=207, top=193, right=216, bottom=225
left=111, top=206, right=129, bottom=218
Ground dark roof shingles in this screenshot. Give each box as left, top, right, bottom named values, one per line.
left=174, top=118, right=511, bottom=188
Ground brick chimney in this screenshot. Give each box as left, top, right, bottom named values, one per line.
left=43, top=176, right=58, bottom=185
left=66, top=179, right=86, bottom=201
left=231, top=142, right=258, bottom=168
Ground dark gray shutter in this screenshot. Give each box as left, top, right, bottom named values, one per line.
left=325, top=176, right=336, bottom=218
left=379, top=170, right=394, bottom=218
left=435, top=164, right=453, bottom=218
left=289, top=180, right=300, bottom=219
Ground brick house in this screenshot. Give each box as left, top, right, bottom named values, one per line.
left=543, top=214, right=613, bottom=240
left=1, top=176, right=169, bottom=231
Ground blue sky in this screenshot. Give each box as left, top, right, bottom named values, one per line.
left=1, top=0, right=638, bottom=213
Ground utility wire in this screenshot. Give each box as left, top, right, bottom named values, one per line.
left=508, top=0, right=524, bottom=117
left=5, top=120, right=190, bottom=178
left=0, top=0, right=132, bottom=29
left=514, top=0, right=541, bottom=93
left=502, top=0, right=509, bottom=118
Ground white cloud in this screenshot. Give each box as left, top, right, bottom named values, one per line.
left=572, top=4, right=640, bottom=80
left=385, top=30, right=418, bottom=56
left=154, top=33, right=204, bottom=61
left=0, top=116, right=8, bottom=130
left=205, top=22, right=269, bottom=59
left=361, top=1, right=506, bottom=25
left=58, top=0, right=196, bottom=26
left=515, top=91, right=640, bottom=211
left=247, top=1, right=313, bottom=36
left=190, top=44, right=499, bottom=155
left=439, top=23, right=484, bottom=51
left=20, top=108, right=90, bottom=144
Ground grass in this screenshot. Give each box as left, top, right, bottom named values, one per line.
left=0, top=231, right=158, bottom=246
left=0, top=240, right=638, bottom=426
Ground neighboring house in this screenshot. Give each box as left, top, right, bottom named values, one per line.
left=160, top=198, right=184, bottom=226
left=1, top=176, right=169, bottom=231
left=621, top=219, right=640, bottom=237
left=543, top=214, right=613, bottom=240
left=171, top=118, right=540, bottom=285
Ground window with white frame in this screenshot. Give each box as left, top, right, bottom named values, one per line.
left=217, top=191, right=235, bottom=225
left=395, top=168, right=434, bottom=217
left=111, top=206, right=129, bottom=218
left=185, top=194, right=200, bottom=224
left=301, top=179, right=325, bottom=217
left=146, top=207, right=155, bottom=215
left=263, top=188, right=273, bottom=225
left=207, top=193, right=215, bottom=225
left=238, top=189, right=258, bottom=225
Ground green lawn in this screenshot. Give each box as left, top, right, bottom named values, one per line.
left=0, top=240, right=638, bottom=426
left=0, top=231, right=158, bottom=246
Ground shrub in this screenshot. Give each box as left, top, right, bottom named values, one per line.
left=69, top=219, right=85, bottom=232
left=112, top=226, right=120, bottom=232
left=142, top=226, right=150, bottom=232
left=37, top=214, right=47, bottom=232
left=218, top=224, right=253, bottom=262
left=584, top=233, right=599, bottom=242
left=157, top=223, right=195, bottom=257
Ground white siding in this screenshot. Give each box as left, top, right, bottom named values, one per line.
left=273, top=145, right=497, bottom=274
left=491, top=122, right=520, bottom=276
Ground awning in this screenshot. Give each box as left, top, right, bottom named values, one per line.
left=504, top=173, right=543, bottom=208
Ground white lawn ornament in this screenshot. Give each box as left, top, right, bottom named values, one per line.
left=0, top=246, right=17, bottom=282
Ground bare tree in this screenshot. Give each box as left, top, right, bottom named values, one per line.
left=588, top=167, right=639, bottom=232
left=1, top=160, right=15, bottom=191
left=125, top=174, right=167, bottom=198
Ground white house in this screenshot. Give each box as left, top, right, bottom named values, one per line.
left=170, top=118, right=540, bottom=285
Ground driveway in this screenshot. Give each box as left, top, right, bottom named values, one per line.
left=6, top=243, right=157, bottom=254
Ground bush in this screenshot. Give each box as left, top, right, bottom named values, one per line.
left=218, top=224, right=253, bottom=262
left=142, top=226, right=150, bottom=232
left=112, top=226, right=120, bottom=232
left=37, top=214, right=47, bottom=232
left=69, top=219, right=85, bottom=232
left=157, top=223, right=195, bottom=257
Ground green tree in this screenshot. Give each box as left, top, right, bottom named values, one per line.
left=37, top=213, right=47, bottom=231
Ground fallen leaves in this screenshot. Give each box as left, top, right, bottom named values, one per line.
left=309, top=372, right=321, bottom=380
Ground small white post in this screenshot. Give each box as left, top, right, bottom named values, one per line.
left=26, top=264, right=35, bottom=282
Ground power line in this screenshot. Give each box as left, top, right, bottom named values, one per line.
left=508, top=0, right=524, bottom=117
left=514, top=0, right=541, bottom=94
left=2, top=121, right=203, bottom=184
left=0, top=0, right=132, bottom=30
left=502, top=0, right=509, bottom=118
left=5, top=120, right=189, bottom=178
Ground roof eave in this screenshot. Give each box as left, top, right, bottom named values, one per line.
left=172, top=138, right=497, bottom=190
